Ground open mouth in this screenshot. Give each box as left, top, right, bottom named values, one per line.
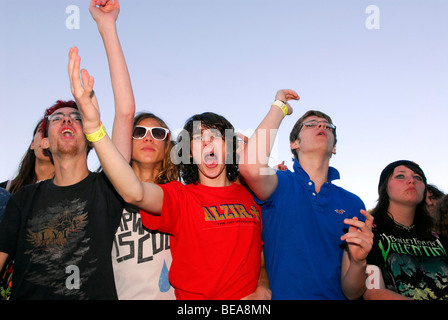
left=203, top=151, right=218, bottom=168
left=316, top=130, right=327, bottom=137
left=60, top=127, right=74, bottom=138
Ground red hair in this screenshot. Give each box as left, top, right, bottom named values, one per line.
left=40, top=100, right=78, bottom=137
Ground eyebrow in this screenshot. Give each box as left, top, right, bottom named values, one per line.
left=394, top=169, right=421, bottom=176
left=51, top=111, right=81, bottom=115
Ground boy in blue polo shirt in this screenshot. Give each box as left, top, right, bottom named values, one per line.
left=239, top=89, right=373, bottom=300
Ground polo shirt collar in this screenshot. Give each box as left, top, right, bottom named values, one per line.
left=292, top=159, right=340, bottom=183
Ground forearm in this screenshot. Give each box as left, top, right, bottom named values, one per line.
left=241, top=251, right=272, bottom=300
left=91, top=131, right=143, bottom=203
left=97, top=21, right=135, bottom=162
left=363, top=288, right=411, bottom=300
left=240, top=105, right=284, bottom=173
left=341, top=259, right=367, bottom=300
left=239, top=105, right=284, bottom=200
left=256, top=263, right=271, bottom=299
left=0, top=252, right=8, bottom=271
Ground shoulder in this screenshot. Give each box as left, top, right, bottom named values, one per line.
left=160, top=180, right=184, bottom=191
left=275, top=168, right=298, bottom=188
left=11, top=180, right=44, bottom=197
left=89, top=171, right=119, bottom=191
left=333, top=184, right=364, bottom=205
left=0, top=180, right=8, bottom=189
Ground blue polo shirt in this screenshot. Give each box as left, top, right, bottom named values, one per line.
left=257, top=160, right=365, bottom=300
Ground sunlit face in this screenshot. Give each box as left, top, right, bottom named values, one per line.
left=44, top=107, right=86, bottom=157
left=291, top=116, right=336, bottom=156
left=191, top=125, right=228, bottom=184
left=387, top=165, right=425, bottom=206
left=131, top=117, right=167, bottom=166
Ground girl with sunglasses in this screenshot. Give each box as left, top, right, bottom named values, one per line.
left=90, top=0, right=178, bottom=299
left=111, top=112, right=179, bottom=299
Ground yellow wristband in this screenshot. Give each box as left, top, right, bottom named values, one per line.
left=85, top=123, right=106, bottom=142
left=272, top=100, right=288, bottom=116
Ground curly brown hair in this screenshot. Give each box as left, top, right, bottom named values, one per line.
left=175, top=112, right=239, bottom=185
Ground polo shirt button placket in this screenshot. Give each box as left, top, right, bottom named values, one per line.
left=307, top=181, right=317, bottom=197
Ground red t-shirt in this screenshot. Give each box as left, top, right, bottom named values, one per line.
left=140, top=181, right=262, bottom=300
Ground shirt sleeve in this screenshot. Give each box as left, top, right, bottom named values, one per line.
left=253, top=170, right=284, bottom=206
left=0, top=196, right=21, bottom=255
left=140, top=181, right=183, bottom=237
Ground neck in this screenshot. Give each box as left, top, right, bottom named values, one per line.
left=199, top=171, right=232, bottom=187
left=298, top=154, right=330, bottom=193
left=52, top=156, right=89, bottom=187
left=387, top=202, right=416, bottom=226
left=34, top=158, right=55, bottom=181
left=132, top=162, right=161, bottom=183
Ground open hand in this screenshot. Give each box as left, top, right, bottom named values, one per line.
left=68, top=46, right=102, bottom=134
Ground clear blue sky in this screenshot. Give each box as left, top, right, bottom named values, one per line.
left=1, top=0, right=447, bottom=209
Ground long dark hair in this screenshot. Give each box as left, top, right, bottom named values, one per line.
left=9, top=119, right=50, bottom=194
left=176, top=112, right=239, bottom=185
left=132, top=112, right=179, bottom=184
left=371, top=173, right=433, bottom=239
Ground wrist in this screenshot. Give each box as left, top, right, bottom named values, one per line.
left=85, top=122, right=107, bottom=142
left=97, top=21, right=117, bottom=35
left=352, top=258, right=367, bottom=270
left=272, top=100, right=288, bottom=116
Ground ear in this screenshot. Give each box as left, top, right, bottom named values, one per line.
left=30, top=141, right=35, bottom=151
left=41, top=137, right=50, bottom=150
left=332, top=147, right=336, bottom=155
left=290, top=140, right=300, bottom=151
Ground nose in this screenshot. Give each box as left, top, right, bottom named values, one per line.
left=316, top=121, right=326, bottom=129
left=143, top=133, right=153, bottom=142
left=407, top=176, right=417, bottom=184
left=62, top=114, right=73, bottom=124
left=202, top=135, right=214, bottom=146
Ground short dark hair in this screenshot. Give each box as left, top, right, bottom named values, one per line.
left=177, top=112, right=239, bottom=185
left=289, top=110, right=337, bottom=160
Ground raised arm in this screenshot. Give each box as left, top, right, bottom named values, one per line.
left=238, top=90, right=299, bottom=201
left=90, top=0, right=135, bottom=162
left=68, top=47, right=163, bottom=213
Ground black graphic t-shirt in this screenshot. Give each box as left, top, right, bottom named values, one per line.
left=0, top=172, right=123, bottom=299
left=367, top=223, right=448, bottom=300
